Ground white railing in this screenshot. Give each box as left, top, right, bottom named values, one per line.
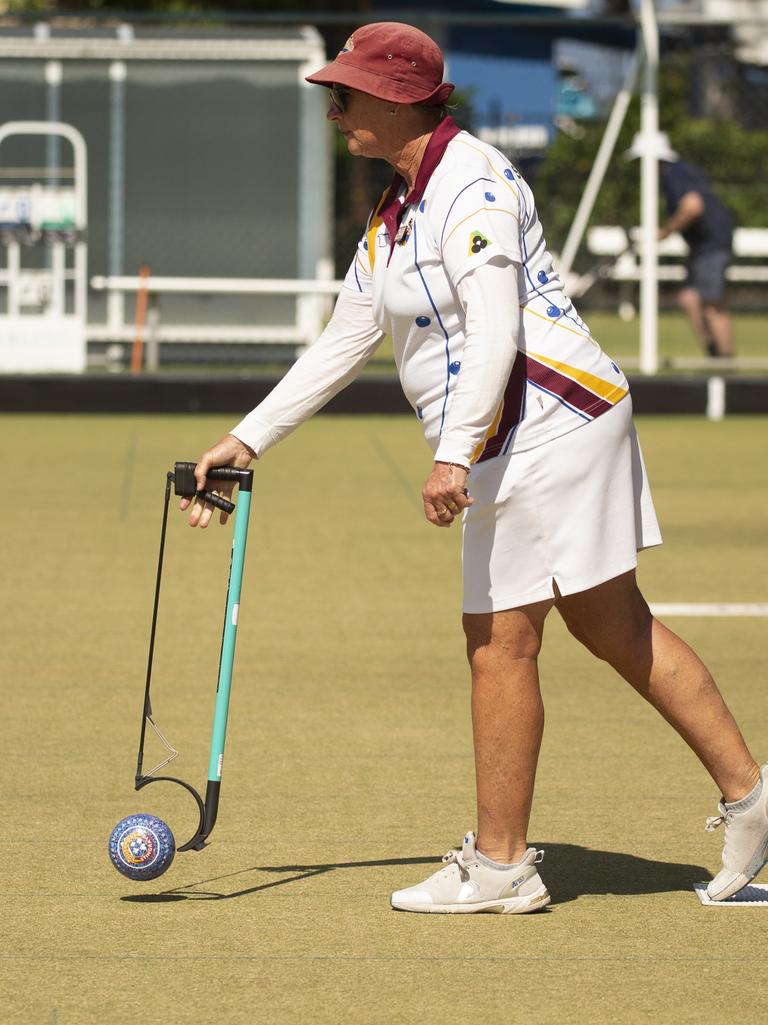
left=585, top=226, right=768, bottom=284
left=89, top=274, right=344, bottom=368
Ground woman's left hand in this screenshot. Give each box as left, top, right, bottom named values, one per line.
left=422, top=461, right=473, bottom=528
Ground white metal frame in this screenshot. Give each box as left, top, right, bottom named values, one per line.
left=0, top=120, right=88, bottom=371
left=0, top=27, right=332, bottom=365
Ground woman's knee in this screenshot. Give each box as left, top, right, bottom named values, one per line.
left=462, top=604, right=550, bottom=663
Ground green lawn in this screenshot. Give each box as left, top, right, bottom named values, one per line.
left=2, top=413, right=767, bottom=1025
left=585, top=311, right=766, bottom=365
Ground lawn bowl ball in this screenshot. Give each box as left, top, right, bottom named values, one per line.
left=109, top=813, right=175, bottom=881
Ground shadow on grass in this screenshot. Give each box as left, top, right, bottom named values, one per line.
left=121, top=856, right=436, bottom=903
left=540, top=843, right=709, bottom=905
left=121, top=846, right=708, bottom=905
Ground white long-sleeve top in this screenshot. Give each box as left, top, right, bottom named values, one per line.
left=233, top=130, right=629, bottom=465
left=231, top=286, right=384, bottom=458
left=231, top=259, right=518, bottom=465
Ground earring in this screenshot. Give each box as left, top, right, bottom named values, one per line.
left=389, top=108, right=397, bottom=116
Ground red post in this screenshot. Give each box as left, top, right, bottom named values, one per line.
left=130, top=265, right=151, bottom=375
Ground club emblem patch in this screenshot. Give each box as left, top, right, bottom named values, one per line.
left=469, top=230, right=491, bottom=255
left=339, top=35, right=355, bottom=54
left=395, top=217, right=413, bottom=246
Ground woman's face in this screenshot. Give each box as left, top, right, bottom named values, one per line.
left=326, top=86, right=401, bottom=160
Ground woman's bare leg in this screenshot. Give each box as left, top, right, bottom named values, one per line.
left=463, top=598, right=554, bottom=863
left=556, top=570, right=759, bottom=801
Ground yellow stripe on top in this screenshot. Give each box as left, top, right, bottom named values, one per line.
left=366, top=189, right=389, bottom=273
left=470, top=400, right=504, bottom=464
left=527, top=349, right=628, bottom=404
left=442, top=205, right=520, bottom=250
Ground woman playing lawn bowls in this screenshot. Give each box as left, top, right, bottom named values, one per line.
left=181, top=22, right=768, bottom=913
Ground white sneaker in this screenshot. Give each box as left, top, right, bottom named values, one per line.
left=390, top=831, right=551, bottom=914
left=706, top=764, right=768, bottom=901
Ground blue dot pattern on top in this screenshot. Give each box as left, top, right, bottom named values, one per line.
left=547, top=305, right=561, bottom=318
left=364, top=240, right=368, bottom=250
left=449, top=360, right=461, bottom=375
left=417, top=405, right=424, bottom=419
left=484, top=192, right=496, bottom=202
left=611, top=362, right=620, bottom=374
left=419, top=199, right=426, bottom=212
left=537, top=270, right=548, bottom=283
left=504, top=169, right=514, bottom=179
left=416, top=315, right=431, bottom=327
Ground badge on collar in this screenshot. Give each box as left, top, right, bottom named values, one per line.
left=395, top=216, right=414, bottom=246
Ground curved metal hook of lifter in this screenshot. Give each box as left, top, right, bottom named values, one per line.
left=133, top=461, right=254, bottom=853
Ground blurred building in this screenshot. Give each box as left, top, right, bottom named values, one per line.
left=0, top=24, right=332, bottom=353
left=371, top=0, right=630, bottom=159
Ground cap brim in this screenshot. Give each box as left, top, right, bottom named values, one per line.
left=306, top=58, right=453, bottom=105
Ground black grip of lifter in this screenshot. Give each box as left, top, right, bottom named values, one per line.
left=207, top=466, right=254, bottom=491
left=207, top=467, right=243, bottom=482
left=173, top=461, right=253, bottom=497
left=197, top=490, right=236, bottom=515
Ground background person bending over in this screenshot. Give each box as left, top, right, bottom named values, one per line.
left=626, top=131, right=735, bottom=358
left=183, top=25, right=767, bottom=914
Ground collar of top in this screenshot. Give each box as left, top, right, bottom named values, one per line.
left=376, top=115, right=461, bottom=261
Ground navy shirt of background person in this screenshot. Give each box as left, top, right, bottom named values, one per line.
left=626, top=131, right=736, bottom=358
left=660, top=161, right=734, bottom=255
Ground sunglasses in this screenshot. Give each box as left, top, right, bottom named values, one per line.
left=329, top=84, right=352, bottom=112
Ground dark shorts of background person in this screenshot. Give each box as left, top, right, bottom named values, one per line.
left=685, top=247, right=732, bottom=305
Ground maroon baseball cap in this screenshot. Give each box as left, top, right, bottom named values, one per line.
left=306, top=22, right=455, bottom=106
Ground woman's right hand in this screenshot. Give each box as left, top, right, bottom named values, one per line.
left=180, top=434, right=256, bottom=528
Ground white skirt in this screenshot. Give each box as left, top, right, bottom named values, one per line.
left=462, top=398, right=662, bottom=613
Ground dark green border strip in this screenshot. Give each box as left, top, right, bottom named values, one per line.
left=0, top=374, right=765, bottom=415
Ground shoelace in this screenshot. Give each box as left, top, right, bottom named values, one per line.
left=442, top=849, right=470, bottom=881
left=705, top=808, right=732, bottom=832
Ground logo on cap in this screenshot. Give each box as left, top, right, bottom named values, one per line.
left=339, top=35, right=355, bottom=54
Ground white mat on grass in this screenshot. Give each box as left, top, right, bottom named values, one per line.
left=694, top=883, right=768, bottom=906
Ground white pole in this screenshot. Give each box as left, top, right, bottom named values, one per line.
left=638, top=0, right=659, bottom=375
left=298, top=47, right=332, bottom=350
left=45, top=60, right=63, bottom=186
left=558, top=48, right=641, bottom=280
left=108, top=61, right=127, bottom=279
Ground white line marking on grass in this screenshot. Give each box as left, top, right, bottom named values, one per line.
left=650, top=603, right=768, bottom=617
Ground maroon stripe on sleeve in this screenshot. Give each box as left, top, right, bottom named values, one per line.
left=525, top=357, right=613, bottom=418
left=476, top=356, right=527, bottom=463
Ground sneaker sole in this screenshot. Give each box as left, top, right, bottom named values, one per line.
left=391, top=886, right=551, bottom=915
